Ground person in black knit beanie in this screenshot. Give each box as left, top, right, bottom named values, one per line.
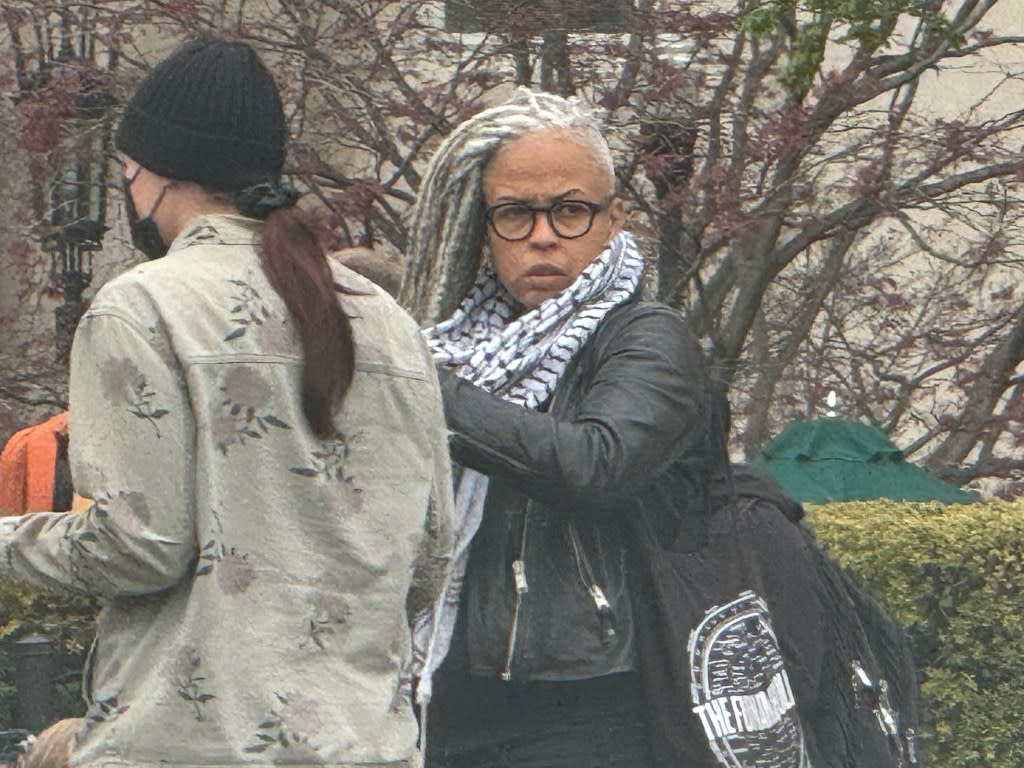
left=115, top=35, right=287, bottom=194
left=0, top=33, right=453, bottom=768
left=115, top=35, right=297, bottom=260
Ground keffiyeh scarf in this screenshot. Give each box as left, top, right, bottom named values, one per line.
left=413, top=231, right=644, bottom=704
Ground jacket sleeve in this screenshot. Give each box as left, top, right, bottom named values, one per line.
left=0, top=301, right=197, bottom=598
left=406, top=338, right=455, bottom=622
left=439, top=305, right=709, bottom=509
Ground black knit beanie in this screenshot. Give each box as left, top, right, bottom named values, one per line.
left=115, top=35, right=287, bottom=192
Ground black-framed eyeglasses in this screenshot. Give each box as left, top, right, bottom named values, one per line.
left=484, top=199, right=609, bottom=241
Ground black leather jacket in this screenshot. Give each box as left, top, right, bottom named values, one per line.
left=439, top=299, right=712, bottom=681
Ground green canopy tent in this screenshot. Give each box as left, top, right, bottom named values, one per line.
left=754, top=418, right=977, bottom=504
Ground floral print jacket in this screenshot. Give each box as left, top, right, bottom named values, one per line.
left=0, top=215, right=454, bottom=768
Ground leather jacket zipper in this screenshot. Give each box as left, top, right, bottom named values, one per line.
left=501, top=504, right=531, bottom=681
left=500, top=381, right=572, bottom=682
left=567, top=519, right=617, bottom=643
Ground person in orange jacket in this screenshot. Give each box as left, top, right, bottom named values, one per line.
left=0, top=412, right=72, bottom=516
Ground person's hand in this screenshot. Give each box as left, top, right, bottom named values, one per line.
left=71, top=494, right=93, bottom=513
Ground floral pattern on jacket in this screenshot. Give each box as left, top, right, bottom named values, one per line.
left=0, top=215, right=454, bottom=768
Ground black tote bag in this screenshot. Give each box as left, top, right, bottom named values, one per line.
left=629, top=488, right=825, bottom=767
left=628, top=472, right=920, bottom=768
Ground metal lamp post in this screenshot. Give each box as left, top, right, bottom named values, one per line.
left=45, top=49, right=113, bottom=362
left=46, top=214, right=103, bottom=364
left=11, top=17, right=115, bottom=364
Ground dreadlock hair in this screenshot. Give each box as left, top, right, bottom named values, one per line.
left=400, top=88, right=614, bottom=322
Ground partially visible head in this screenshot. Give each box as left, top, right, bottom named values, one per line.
left=14, top=719, right=82, bottom=768
left=483, top=127, right=624, bottom=308
left=404, top=88, right=625, bottom=314
left=114, top=35, right=290, bottom=251
left=331, top=246, right=405, bottom=298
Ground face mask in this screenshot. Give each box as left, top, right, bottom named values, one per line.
left=123, top=171, right=171, bottom=260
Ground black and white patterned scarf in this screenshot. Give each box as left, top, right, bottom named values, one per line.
left=412, top=231, right=644, bottom=704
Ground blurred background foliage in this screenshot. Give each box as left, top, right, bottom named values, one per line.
left=808, top=499, right=1024, bottom=767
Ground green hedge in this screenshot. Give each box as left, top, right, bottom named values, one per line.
left=807, top=500, right=1024, bottom=768
left=1, top=501, right=1022, bottom=765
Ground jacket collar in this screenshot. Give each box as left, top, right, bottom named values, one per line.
left=167, top=213, right=261, bottom=256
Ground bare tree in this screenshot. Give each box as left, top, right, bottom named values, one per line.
left=2, top=0, right=1023, bottom=494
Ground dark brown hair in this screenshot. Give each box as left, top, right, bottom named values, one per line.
left=257, top=205, right=354, bottom=438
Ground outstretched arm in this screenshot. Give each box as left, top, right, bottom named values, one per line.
left=1, top=301, right=197, bottom=598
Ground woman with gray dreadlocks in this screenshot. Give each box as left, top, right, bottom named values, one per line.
left=406, top=89, right=716, bottom=768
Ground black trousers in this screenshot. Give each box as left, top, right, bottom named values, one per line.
left=425, top=665, right=652, bottom=768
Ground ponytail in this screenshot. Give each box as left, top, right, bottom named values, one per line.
left=247, top=193, right=355, bottom=439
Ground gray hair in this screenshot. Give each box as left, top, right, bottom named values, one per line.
left=400, top=88, right=613, bottom=321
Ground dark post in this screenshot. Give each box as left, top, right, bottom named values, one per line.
left=48, top=222, right=99, bottom=365
left=37, top=46, right=113, bottom=365
left=12, top=634, right=57, bottom=732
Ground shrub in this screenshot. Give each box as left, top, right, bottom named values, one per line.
left=807, top=500, right=1024, bottom=768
